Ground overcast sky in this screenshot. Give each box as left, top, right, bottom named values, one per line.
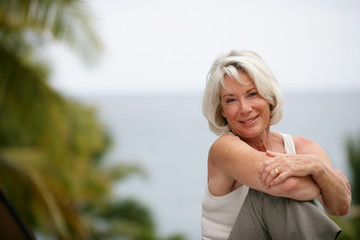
left=49, top=0, right=360, bottom=95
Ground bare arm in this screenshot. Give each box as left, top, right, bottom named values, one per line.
left=208, top=134, right=320, bottom=200
left=317, top=169, right=351, bottom=215
left=259, top=136, right=351, bottom=216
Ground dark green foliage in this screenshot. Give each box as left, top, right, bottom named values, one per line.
left=347, top=134, right=360, bottom=205
left=331, top=133, right=360, bottom=240
left=0, top=0, right=184, bottom=239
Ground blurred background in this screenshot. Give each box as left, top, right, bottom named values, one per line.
left=0, top=0, right=360, bottom=239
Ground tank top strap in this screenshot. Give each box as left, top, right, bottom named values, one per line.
left=279, top=132, right=296, bottom=154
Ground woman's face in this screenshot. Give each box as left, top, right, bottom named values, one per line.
left=220, top=71, right=271, bottom=139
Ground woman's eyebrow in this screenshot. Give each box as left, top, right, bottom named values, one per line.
left=221, top=93, right=235, bottom=98
left=246, top=87, right=257, bottom=93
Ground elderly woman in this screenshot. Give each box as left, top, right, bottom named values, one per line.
left=201, top=50, right=351, bottom=240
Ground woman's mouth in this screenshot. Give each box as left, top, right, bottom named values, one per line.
left=240, top=115, right=259, bottom=125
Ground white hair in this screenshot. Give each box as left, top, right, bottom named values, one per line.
left=202, top=50, right=284, bottom=135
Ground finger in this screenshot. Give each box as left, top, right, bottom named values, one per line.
left=264, top=166, right=281, bottom=188
left=345, top=179, right=351, bottom=191
left=259, top=156, right=277, bottom=176
left=333, top=169, right=351, bottom=191
left=259, top=163, right=266, bottom=176
left=266, top=150, right=285, bottom=158
left=270, top=171, right=291, bottom=186
left=259, top=164, right=272, bottom=183
left=260, top=159, right=280, bottom=183
left=266, top=150, right=277, bottom=157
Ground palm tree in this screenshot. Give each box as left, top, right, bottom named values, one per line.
left=0, top=1, right=103, bottom=238
left=0, top=0, right=101, bottom=138
left=0, top=1, right=185, bottom=239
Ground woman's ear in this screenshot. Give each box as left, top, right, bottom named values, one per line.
left=219, top=105, right=226, bottom=118
left=221, top=108, right=226, bottom=118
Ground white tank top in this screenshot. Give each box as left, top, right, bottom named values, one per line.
left=201, top=132, right=296, bottom=240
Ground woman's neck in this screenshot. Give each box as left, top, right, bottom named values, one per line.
left=241, top=130, right=283, bottom=153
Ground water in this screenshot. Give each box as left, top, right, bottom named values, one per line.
left=79, top=91, right=360, bottom=239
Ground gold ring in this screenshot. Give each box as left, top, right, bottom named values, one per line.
left=274, top=168, right=279, bottom=175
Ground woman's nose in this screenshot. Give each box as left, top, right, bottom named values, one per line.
left=239, top=99, right=252, bottom=113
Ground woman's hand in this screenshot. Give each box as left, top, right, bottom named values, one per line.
left=333, top=169, right=351, bottom=192
left=259, top=150, right=319, bottom=188
left=260, top=149, right=351, bottom=215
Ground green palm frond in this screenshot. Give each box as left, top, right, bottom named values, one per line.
left=0, top=0, right=185, bottom=239
left=86, top=198, right=156, bottom=240
left=0, top=151, right=69, bottom=239
left=106, top=164, right=146, bottom=181
left=0, top=0, right=101, bottom=62
left=0, top=42, right=71, bottom=163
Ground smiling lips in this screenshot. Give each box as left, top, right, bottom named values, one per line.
left=240, top=115, right=259, bottom=125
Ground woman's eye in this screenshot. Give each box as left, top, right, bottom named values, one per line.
left=249, top=92, right=257, bottom=97
left=226, top=98, right=235, bottom=103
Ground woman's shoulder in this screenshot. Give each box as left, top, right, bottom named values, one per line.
left=213, top=133, right=240, bottom=144
left=292, top=135, right=323, bottom=154
left=292, top=135, right=314, bottom=145
left=209, top=134, right=252, bottom=163
left=210, top=133, right=248, bottom=152
left=210, top=134, right=237, bottom=156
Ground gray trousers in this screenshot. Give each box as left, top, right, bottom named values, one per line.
left=228, top=189, right=341, bottom=240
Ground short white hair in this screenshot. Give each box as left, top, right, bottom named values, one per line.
left=202, top=50, right=284, bottom=135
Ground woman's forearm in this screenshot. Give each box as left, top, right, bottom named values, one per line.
left=259, top=148, right=351, bottom=215
left=269, top=175, right=320, bottom=201
left=312, top=163, right=351, bottom=216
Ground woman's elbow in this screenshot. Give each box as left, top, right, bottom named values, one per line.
left=280, top=177, right=320, bottom=201
left=335, top=204, right=350, bottom=216
left=328, top=195, right=351, bottom=216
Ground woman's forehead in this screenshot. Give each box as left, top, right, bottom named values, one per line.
left=222, top=73, right=254, bottom=88
left=221, top=77, right=256, bottom=96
